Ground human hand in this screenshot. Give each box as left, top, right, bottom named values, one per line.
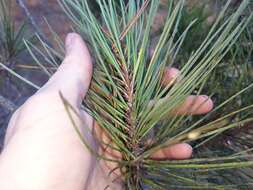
left=0, top=33, right=213, bottom=190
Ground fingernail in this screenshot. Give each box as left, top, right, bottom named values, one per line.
left=201, top=95, right=209, bottom=100
left=65, top=33, right=77, bottom=55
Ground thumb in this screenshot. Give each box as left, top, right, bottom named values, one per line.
left=39, top=33, right=93, bottom=106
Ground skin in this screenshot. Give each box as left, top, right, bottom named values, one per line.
left=0, top=33, right=213, bottom=190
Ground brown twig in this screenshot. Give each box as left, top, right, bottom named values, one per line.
left=119, top=0, right=151, bottom=41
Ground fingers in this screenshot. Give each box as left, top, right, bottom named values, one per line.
left=93, top=122, right=122, bottom=178
left=162, top=67, right=180, bottom=86
left=94, top=120, right=192, bottom=160
left=172, top=95, right=213, bottom=115
left=93, top=122, right=122, bottom=159
left=150, top=143, right=192, bottom=160
left=38, top=33, right=93, bottom=106
left=162, top=67, right=213, bottom=115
